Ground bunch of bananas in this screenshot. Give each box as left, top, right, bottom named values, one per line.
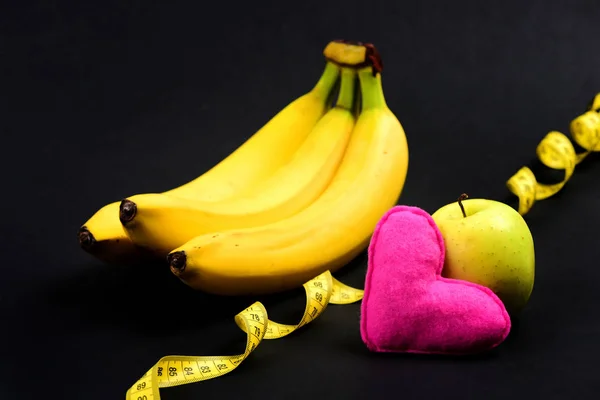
left=78, top=40, right=410, bottom=296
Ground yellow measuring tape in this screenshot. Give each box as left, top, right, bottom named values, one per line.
left=126, top=270, right=363, bottom=399
left=506, top=93, right=600, bottom=215
left=125, top=91, right=600, bottom=399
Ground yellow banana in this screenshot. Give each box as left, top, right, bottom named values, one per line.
left=77, top=61, right=341, bottom=264
left=118, top=68, right=359, bottom=258
left=167, top=60, right=410, bottom=296
left=76, top=202, right=155, bottom=265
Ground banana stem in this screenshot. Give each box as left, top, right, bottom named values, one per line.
left=335, top=68, right=357, bottom=110
left=352, top=81, right=362, bottom=117
left=312, top=61, right=341, bottom=99
left=358, top=67, right=387, bottom=110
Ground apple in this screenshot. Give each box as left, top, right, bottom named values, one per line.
left=431, top=194, right=535, bottom=314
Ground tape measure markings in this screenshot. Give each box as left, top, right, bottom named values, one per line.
left=330, top=276, right=365, bottom=304
left=126, top=270, right=364, bottom=399
left=125, top=103, right=600, bottom=400
left=126, top=93, right=600, bottom=399
left=506, top=103, right=600, bottom=216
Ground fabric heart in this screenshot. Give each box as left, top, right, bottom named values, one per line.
left=360, top=205, right=511, bottom=355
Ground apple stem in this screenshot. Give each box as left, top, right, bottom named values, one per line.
left=458, top=193, right=469, bottom=218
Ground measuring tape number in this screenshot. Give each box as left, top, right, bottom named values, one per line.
left=125, top=270, right=364, bottom=400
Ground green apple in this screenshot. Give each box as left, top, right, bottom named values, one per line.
left=431, top=194, right=535, bottom=314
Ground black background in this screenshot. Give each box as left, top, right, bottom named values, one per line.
left=2, top=0, right=600, bottom=399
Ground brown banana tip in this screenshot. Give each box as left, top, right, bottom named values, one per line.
left=119, top=199, right=137, bottom=224
left=78, top=226, right=96, bottom=250
left=364, top=43, right=383, bottom=75
left=167, top=251, right=187, bottom=274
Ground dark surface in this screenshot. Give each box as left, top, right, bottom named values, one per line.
left=2, top=1, right=600, bottom=399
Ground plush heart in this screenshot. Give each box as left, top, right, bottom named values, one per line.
left=360, top=205, right=511, bottom=355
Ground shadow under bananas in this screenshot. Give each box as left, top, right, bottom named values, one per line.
left=44, top=250, right=370, bottom=338
left=44, top=260, right=286, bottom=336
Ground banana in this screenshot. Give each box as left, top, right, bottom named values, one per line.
left=77, top=61, right=341, bottom=264
left=77, top=202, right=155, bottom=265
left=167, top=59, right=410, bottom=296
left=118, top=68, right=359, bottom=258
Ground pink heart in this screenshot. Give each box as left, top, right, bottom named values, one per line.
left=360, top=206, right=511, bottom=355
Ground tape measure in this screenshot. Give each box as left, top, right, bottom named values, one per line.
left=506, top=93, right=600, bottom=215
left=126, top=270, right=363, bottom=399
left=125, top=92, right=600, bottom=399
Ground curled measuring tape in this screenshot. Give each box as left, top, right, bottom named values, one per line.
left=506, top=93, right=600, bottom=215
left=126, top=270, right=363, bottom=400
